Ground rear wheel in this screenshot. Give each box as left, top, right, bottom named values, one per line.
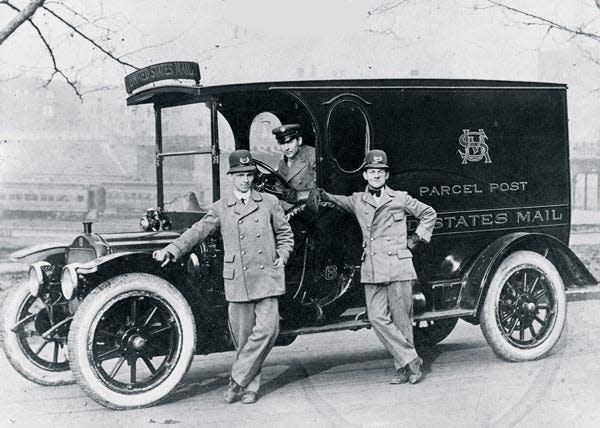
left=0, top=280, right=73, bottom=385
left=480, top=251, right=567, bottom=361
left=68, top=274, right=196, bottom=409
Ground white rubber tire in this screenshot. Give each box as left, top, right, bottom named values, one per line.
left=68, top=273, right=196, bottom=409
left=480, top=251, right=567, bottom=362
left=0, top=280, right=74, bottom=385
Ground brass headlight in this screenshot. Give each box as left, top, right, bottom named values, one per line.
left=27, top=262, right=50, bottom=297
left=61, top=265, right=79, bottom=300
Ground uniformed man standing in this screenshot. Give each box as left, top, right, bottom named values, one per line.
left=272, top=124, right=317, bottom=204
left=308, top=149, right=436, bottom=384
left=153, top=150, right=294, bottom=404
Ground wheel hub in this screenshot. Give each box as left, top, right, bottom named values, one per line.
left=121, top=328, right=148, bottom=354
left=129, top=335, right=147, bottom=351
left=523, top=302, right=537, bottom=313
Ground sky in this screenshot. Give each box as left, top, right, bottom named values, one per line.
left=1, top=0, right=600, bottom=139
left=0, top=0, right=597, bottom=83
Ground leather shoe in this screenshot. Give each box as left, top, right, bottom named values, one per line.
left=407, top=357, right=423, bottom=384
left=390, top=368, right=409, bottom=384
left=223, top=378, right=243, bottom=403
left=241, top=391, right=258, bottom=404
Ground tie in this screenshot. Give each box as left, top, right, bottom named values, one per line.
left=240, top=198, right=246, bottom=205
left=368, top=188, right=381, bottom=197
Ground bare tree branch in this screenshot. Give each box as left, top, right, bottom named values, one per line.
left=368, top=0, right=410, bottom=16
left=481, top=1, right=600, bottom=43
left=42, top=4, right=139, bottom=69
left=29, top=17, right=83, bottom=99
left=0, top=0, right=45, bottom=44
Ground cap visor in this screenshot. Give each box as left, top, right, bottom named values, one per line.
left=363, top=163, right=389, bottom=169
left=228, top=165, right=257, bottom=174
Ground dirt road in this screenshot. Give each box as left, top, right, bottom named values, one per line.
left=1, top=300, right=599, bottom=427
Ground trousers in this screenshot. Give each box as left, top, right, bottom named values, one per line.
left=228, top=297, right=280, bottom=392
left=364, top=280, right=418, bottom=369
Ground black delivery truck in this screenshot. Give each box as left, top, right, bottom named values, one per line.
left=3, top=61, right=597, bottom=409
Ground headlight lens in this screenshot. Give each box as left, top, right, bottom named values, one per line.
left=61, top=265, right=79, bottom=300
left=27, top=262, right=49, bottom=297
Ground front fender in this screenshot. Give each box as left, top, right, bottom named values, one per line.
left=10, top=242, right=68, bottom=265
left=459, top=232, right=597, bottom=317
left=75, top=251, right=157, bottom=275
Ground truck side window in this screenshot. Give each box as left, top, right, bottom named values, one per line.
left=327, top=100, right=370, bottom=173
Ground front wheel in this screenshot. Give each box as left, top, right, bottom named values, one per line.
left=68, top=273, right=196, bottom=409
left=480, top=251, right=567, bottom=361
left=0, top=280, right=74, bottom=385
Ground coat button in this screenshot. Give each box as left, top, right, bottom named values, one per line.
left=240, top=235, right=244, bottom=240
left=242, top=251, right=246, bottom=255
left=258, top=249, right=263, bottom=254
left=371, top=252, right=375, bottom=255
left=238, top=220, right=243, bottom=224
left=260, top=265, right=264, bottom=269
left=387, top=237, right=391, bottom=241
left=243, top=266, right=248, bottom=271
left=299, top=180, right=303, bottom=184
left=370, top=237, right=374, bottom=241
left=256, top=233, right=261, bottom=237
left=388, top=251, right=393, bottom=255
left=255, top=218, right=259, bottom=222
left=367, top=225, right=370, bottom=229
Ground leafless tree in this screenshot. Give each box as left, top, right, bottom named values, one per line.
left=367, top=1, right=600, bottom=64
left=0, top=0, right=141, bottom=99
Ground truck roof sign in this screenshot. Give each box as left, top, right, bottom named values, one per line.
left=124, top=61, right=200, bottom=94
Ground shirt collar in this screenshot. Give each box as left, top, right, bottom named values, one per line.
left=233, top=189, right=251, bottom=201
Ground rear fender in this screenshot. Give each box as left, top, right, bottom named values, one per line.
left=10, top=242, right=68, bottom=265
left=460, top=232, right=597, bottom=320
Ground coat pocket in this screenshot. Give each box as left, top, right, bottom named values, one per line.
left=392, top=211, right=405, bottom=221
left=223, top=265, right=235, bottom=280
left=397, top=248, right=413, bottom=259
left=223, top=254, right=235, bottom=279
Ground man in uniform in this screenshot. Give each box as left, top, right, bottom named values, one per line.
left=153, top=149, right=294, bottom=404
left=308, top=149, right=436, bottom=384
left=272, top=124, right=317, bottom=204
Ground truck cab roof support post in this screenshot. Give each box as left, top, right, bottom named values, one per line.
left=154, top=105, right=164, bottom=210
left=210, top=99, right=220, bottom=202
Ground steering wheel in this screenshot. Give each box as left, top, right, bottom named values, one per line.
left=253, top=158, right=293, bottom=198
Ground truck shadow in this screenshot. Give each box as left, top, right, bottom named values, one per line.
left=166, top=340, right=485, bottom=404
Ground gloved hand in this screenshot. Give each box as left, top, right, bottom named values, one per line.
left=307, top=188, right=324, bottom=212
left=281, top=188, right=298, bottom=204
left=407, top=233, right=422, bottom=251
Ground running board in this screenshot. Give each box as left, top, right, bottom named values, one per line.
left=280, top=319, right=371, bottom=336
left=280, top=308, right=476, bottom=337
left=566, top=284, right=600, bottom=301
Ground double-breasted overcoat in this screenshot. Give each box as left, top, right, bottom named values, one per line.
left=327, top=187, right=436, bottom=283
left=276, top=144, right=317, bottom=191
left=164, top=189, right=294, bottom=302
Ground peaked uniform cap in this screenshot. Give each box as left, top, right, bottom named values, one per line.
left=363, top=149, right=389, bottom=169
left=272, top=124, right=301, bottom=144
left=228, top=149, right=257, bottom=174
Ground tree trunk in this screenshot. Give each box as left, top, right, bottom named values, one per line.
left=0, top=0, right=46, bottom=45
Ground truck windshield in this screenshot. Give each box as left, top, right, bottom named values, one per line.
left=158, top=103, right=234, bottom=212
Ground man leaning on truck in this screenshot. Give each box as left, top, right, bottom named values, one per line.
left=153, top=149, right=294, bottom=404
left=308, top=149, right=437, bottom=384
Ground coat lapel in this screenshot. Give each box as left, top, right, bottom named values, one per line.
left=285, top=146, right=307, bottom=182
left=238, top=189, right=261, bottom=218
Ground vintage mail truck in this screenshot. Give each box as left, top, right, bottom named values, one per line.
left=2, top=61, right=596, bottom=409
